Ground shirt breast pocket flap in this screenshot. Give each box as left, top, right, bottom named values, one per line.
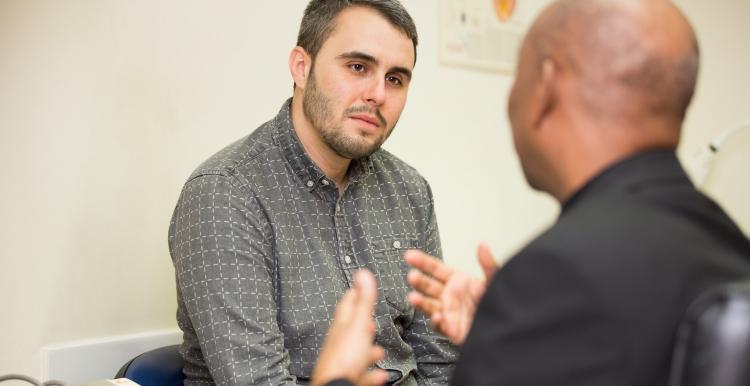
left=371, top=237, right=419, bottom=314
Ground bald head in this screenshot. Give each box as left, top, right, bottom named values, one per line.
left=531, top=0, right=699, bottom=124
left=507, top=0, right=700, bottom=202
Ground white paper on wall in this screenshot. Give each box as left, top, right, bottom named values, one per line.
left=439, top=0, right=528, bottom=74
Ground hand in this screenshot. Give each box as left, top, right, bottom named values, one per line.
left=405, top=243, right=499, bottom=345
left=311, top=270, right=389, bottom=386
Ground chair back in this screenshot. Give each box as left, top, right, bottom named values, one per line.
left=115, top=345, right=184, bottom=386
left=669, top=280, right=750, bottom=386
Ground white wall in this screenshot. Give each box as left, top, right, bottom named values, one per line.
left=1, top=0, right=748, bottom=381
left=674, top=0, right=750, bottom=235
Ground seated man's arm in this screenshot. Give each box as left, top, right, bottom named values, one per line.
left=451, top=249, right=625, bottom=386
left=403, top=195, right=459, bottom=385
left=171, top=174, right=296, bottom=385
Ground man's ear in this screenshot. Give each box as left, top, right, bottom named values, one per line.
left=289, top=46, right=312, bottom=90
left=533, top=58, right=558, bottom=131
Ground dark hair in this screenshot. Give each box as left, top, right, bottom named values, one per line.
left=297, top=0, right=418, bottom=63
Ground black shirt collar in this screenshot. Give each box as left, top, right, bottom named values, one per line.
left=562, top=149, right=692, bottom=213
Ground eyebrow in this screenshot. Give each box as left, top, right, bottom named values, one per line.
left=337, top=51, right=413, bottom=80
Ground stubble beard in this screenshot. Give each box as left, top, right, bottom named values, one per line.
left=302, top=69, right=393, bottom=160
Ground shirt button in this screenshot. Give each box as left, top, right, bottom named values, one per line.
left=393, top=240, right=402, bottom=249
left=306, top=180, right=314, bottom=188
left=344, top=255, right=352, bottom=264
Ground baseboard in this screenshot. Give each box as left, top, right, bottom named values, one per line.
left=40, top=328, right=182, bottom=384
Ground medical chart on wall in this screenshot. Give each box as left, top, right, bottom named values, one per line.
left=439, top=0, right=532, bottom=74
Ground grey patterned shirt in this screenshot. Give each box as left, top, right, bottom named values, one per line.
left=168, top=100, right=457, bottom=386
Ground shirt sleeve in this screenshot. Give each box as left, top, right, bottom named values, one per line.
left=406, top=181, right=459, bottom=385
left=170, top=173, right=297, bottom=385
left=451, top=247, right=625, bottom=386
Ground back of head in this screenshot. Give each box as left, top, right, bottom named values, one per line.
left=508, top=0, right=701, bottom=200
left=536, top=0, right=700, bottom=132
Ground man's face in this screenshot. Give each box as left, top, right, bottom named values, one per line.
left=301, top=6, right=415, bottom=160
left=507, top=37, right=544, bottom=190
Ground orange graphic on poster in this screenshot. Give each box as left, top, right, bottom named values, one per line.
left=493, top=0, right=516, bottom=22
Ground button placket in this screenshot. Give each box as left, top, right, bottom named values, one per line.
left=333, top=195, right=356, bottom=285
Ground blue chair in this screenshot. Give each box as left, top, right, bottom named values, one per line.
left=115, top=345, right=185, bottom=386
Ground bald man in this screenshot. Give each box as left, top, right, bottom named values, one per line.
left=311, top=0, right=750, bottom=385
left=400, top=0, right=750, bottom=385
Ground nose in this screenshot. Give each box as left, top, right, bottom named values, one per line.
left=364, top=76, right=386, bottom=107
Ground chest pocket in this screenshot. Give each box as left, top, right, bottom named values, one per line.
left=370, top=236, right=419, bottom=315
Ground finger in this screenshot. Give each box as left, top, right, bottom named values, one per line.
left=348, top=269, right=378, bottom=334
left=477, top=242, right=499, bottom=280
left=350, top=270, right=378, bottom=330
left=404, top=250, right=454, bottom=282
left=427, top=312, right=462, bottom=344
left=354, top=269, right=378, bottom=311
left=407, top=291, right=442, bottom=316
left=333, top=289, right=357, bottom=323
left=429, top=312, right=446, bottom=333
left=369, top=345, right=385, bottom=364
left=407, top=269, right=445, bottom=298
left=431, top=311, right=443, bottom=325
left=359, top=369, right=389, bottom=386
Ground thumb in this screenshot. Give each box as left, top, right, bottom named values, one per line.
left=477, top=242, right=498, bottom=280
left=353, top=269, right=378, bottom=315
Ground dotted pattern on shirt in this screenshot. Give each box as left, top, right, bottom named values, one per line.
left=168, top=100, right=457, bottom=386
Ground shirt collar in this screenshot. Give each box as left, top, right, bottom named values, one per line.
left=562, top=149, right=691, bottom=213
left=272, top=98, right=374, bottom=192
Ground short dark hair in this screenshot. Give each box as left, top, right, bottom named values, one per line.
left=297, top=0, right=418, bottom=63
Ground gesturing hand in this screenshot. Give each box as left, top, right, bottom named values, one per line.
left=405, top=243, right=498, bottom=345
left=311, top=270, right=388, bottom=386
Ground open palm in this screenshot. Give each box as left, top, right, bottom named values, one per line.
left=405, top=243, right=498, bottom=345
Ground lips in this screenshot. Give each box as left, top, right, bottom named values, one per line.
left=349, top=114, right=381, bottom=129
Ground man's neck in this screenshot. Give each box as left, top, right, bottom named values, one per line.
left=290, top=95, right=351, bottom=188
left=553, top=140, right=678, bottom=205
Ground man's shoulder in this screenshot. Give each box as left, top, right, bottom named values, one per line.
left=543, top=180, right=739, bottom=251
left=524, top=194, right=668, bottom=264
left=187, top=119, right=279, bottom=183
left=369, top=148, right=428, bottom=187
left=516, top=184, right=750, bottom=287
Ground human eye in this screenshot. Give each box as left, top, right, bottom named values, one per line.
left=386, top=75, right=403, bottom=86
left=349, top=63, right=366, bottom=73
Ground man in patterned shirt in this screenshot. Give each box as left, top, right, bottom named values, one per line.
left=168, top=1, right=457, bottom=385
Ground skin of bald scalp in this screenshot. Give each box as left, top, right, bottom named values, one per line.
left=507, top=0, right=699, bottom=201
